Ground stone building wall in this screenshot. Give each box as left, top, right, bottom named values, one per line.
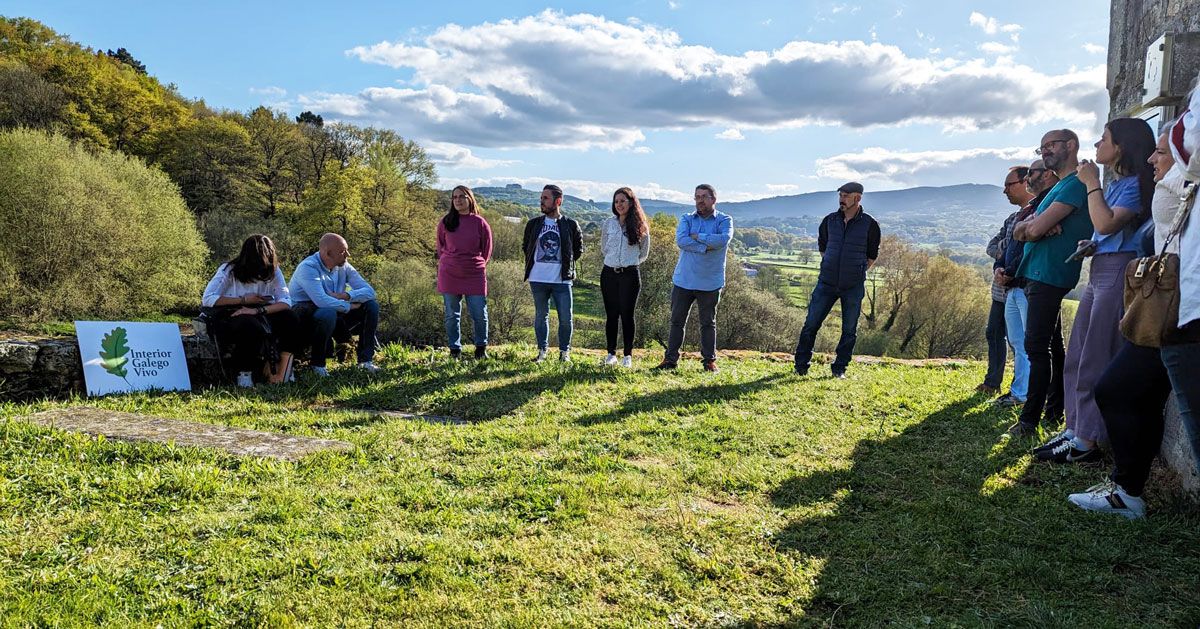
left=1108, top=0, right=1200, bottom=494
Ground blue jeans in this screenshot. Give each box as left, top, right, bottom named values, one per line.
left=794, top=281, right=865, bottom=373
left=1004, top=287, right=1029, bottom=400
left=443, top=293, right=488, bottom=351
left=530, top=281, right=573, bottom=351
left=1161, top=343, right=1200, bottom=470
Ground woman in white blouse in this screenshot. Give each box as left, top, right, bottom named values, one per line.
left=600, top=187, right=651, bottom=367
left=201, top=235, right=301, bottom=387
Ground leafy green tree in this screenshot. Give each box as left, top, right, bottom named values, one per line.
left=0, top=64, right=68, bottom=131
left=104, top=48, right=147, bottom=74
left=157, top=115, right=256, bottom=217
left=242, top=106, right=302, bottom=218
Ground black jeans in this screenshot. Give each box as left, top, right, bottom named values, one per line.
left=214, top=309, right=302, bottom=373
left=601, top=265, right=641, bottom=356
left=664, top=285, right=721, bottom=363
left=1017, top=280, right=1067, bottom=428
left=293, top=300, right=380, bottom=367
left=984, top=298, right=1008, bottom=388
left=1096, top=341, right=1173, bottom=496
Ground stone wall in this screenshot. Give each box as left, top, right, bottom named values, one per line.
left=1109, top=0, right=1200, bottom=495
left=0, top=329, right=222, bottom=400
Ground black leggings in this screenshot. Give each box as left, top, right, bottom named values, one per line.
left=1017, top=280, right=1067, bottom=427
left=601, top=265, right=641, bottom=356
left=1096, top=341, right=1173, bottom=496
left=215, top=310, right=302, bottom=373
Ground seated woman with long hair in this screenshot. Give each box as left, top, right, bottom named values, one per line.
left=201, top=234, right=302, bottom=386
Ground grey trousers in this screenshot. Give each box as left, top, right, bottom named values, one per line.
left=664, top=284, right=721, bottom=363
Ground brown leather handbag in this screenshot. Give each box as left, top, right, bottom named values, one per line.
left=1120, top=184, right=1200, bottom=347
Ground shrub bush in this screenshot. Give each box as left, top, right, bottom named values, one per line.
left=0, top=128, right=207, bottom=320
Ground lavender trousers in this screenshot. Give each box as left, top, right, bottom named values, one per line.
left=1063, top=252, right=1135, bottom=443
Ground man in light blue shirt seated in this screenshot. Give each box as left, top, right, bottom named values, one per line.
left=655, top=184, right=733, bottom=372
left=288, top=232, right=380, bottom=376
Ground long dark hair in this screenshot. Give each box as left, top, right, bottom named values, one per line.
left=227, top=234, right=278, bottom=283
left=611, top=187, right=649, bottom=245
left=443, top=185, right=478, bottom=232
left=1107, top=117, right=1156, bottom=221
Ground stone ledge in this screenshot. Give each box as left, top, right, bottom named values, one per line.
left=20, top=407, right=354, bottom=462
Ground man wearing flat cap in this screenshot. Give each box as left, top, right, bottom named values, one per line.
left=793, top=182, right=881, bottom=378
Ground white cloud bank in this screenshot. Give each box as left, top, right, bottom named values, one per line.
left=292, top=11, right=1105, bottom=152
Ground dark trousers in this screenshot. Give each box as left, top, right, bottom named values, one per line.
left=984, top=298, right=1008, bottom=388
left=601, top=265, right=641, bottom=356
left=215, top=309, right=302, bottom=373
left=1161, top=342, right=1200, bottom=468
left=1017, top=280, right=1067, bottom=427
left=794, top=281, right=865, bottom=373
left=664, top=285, right=721, bottom=363
left=1096, top=342, right=1172, bottom=496
left=294, top=300, right=380, bottom=367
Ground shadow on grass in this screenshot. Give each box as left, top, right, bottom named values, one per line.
left=573, top=372, right=787, bottom=426
left=765, top=395, right=1200, bottom=626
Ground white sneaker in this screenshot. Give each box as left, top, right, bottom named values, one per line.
left=559, top=350, right=571, bottom=362
left=533, top=349, right=548, bottom=363
left=311, top=366, right=329, bottom=378
left=1068, top=480, right=1146, bottom=520
left=620, top=355, right=633, bottom=368
left=603, top=353, right=618, bottom=366
left=358, top=361, right=380, bottom=373
left=236, top=371, right=253, bottom=388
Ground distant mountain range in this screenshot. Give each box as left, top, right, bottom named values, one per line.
left=473, top=183, right=1011, bottom=220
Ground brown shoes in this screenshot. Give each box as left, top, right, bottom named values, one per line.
left=703, top=360, right=718, bottom=373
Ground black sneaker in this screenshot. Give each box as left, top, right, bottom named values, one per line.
left=1034, top=439, right=1103, bottom=464
left=474, top=346, right=487, bottom=359
left=449, top=349, right=462, bottom=359
left=831, top=369, right=847, bottom=379
left=993, top=393, right=1025, bottom=407
left=653, top=361, right=677, bottom=370
left=1006, top=421, right=1038, bottom=437
left=1032, top=429, right=1073, bottom=454
left=794, top=365, right=809, bottom=376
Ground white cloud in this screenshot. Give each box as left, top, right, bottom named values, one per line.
left=249, top=86, right=287, bottom=97
left=301, top=11, right=1105, bottom=151
left=423, top=141, right=520, bottom=169
left=715, top=128, right=745, bottom=141
left=765, top=183, right=802, bottom=193
left=668, top=0, right=679, bottom=9
left=1082, top=43, right=1106, bottom=54
left=979, top=42, right=1017, bottom=55
left=815, top=144, right=1098, bottom=188
left=633, top=146, right=654, bottom=154
left=969, top=12, right=1021, bottom=36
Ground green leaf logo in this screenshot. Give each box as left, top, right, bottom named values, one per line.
left=99, top=326, right=131, bottom=380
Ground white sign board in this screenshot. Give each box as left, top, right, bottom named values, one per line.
left=75, top=321, right=192, bottom=396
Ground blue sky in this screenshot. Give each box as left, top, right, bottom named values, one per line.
left=7, top=1, right=1111, bottom=202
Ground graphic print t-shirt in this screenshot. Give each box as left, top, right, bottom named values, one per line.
left=528, top=218, right=569, bottom=284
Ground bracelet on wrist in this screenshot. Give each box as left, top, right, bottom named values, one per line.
left=1087, top=188, right=1102, bottom=195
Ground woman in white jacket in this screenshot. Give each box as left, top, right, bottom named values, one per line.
left=599, top=187, right=651, bottom=367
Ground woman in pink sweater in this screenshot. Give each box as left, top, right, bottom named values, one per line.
left=437, top=186, right=493, bottom=358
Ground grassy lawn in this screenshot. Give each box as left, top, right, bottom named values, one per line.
left=1, top=347, right=1197, bottom=626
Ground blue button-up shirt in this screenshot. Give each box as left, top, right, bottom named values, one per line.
left=288, top=252, right=377, bottom=313
left=672, top=210, right=733, bottom=291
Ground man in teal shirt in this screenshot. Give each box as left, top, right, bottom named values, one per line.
left=1008, top=130, right=1094, bottom=436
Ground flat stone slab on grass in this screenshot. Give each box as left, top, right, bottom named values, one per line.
left=19, top=408, right=354, bottom=462
left=313, top=405, right=470, bottom=426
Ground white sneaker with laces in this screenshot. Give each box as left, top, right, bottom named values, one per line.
left=560, top=350, right=571, bottom=362
left=311, top=366, right=329, bottom=378
left=236, top=371, right=254, bottom=388
left=603, top=354, right=618, bottom=366
left=620, top=355, right=633, bottom=368
left=533, top=349, right=548, bottom=363
left=1068, top=480, right=1146, bottom=520
left=358, top=361, right=380, bottom=373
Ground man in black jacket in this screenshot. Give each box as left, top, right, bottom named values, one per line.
left=523, top=184, right=583, bottom=362
left=793, top=182, right=881, bottom=378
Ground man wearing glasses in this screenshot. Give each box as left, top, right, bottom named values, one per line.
left=981, top=166, right=1034, bottom=399
left=1007, top=132, right=1095, bottom=436
left=655, top=184, right=732, bottom=372
left=994, top=160, right=1058, bottom=407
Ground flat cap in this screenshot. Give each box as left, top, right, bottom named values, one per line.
left=837, top=182, right=864, bottom=194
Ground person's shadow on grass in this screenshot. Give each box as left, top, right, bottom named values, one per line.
left=573, top=372, right=787, bottom=426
